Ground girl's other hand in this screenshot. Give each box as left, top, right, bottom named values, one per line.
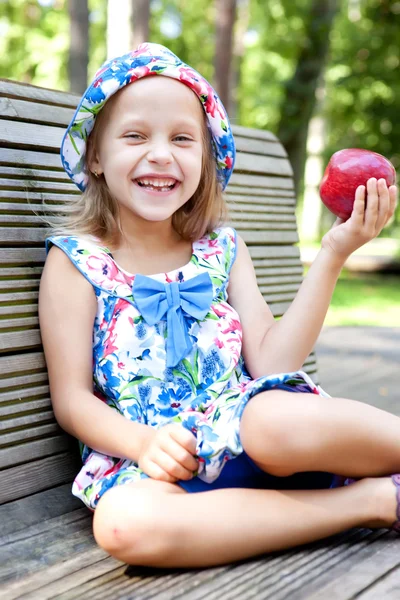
left=138, top=423, right=198, bottom=483
left=321, top=178, right=398, bottom=262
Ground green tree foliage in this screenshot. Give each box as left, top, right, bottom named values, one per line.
left=0, top=0, right=107, bottom=91
left=150, top=0, right=215, bottom=82
left=0, top=0, right=69, bottom=89
left=320, top=0, right=400, bottom=235
left=238, top=0, right=315, bottom=131
left=324, top=0, right=400, bottom=171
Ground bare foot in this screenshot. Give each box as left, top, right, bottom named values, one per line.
left=355, top=477, right=399, bottom=530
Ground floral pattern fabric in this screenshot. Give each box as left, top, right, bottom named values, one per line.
left=47, top=227, right=328, bottom=509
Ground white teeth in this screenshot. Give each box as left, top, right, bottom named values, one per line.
left=137, top=178, right=176, bottom=187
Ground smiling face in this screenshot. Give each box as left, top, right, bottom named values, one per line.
left=89, top=76, right=205, bottom=228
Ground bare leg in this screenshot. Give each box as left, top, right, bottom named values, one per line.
left=240, top=390, right=400, bottom=477
left=93, top=477, right=397, bottom=568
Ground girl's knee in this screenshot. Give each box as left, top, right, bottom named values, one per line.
left=241, top=391, right=292, bottom=448
left=240, top=391, right=323, bottom=469
left=92, top=480, right=183, bottom=563
left=93, top=485, right=144, bottom=559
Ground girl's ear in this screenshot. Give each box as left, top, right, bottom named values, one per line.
left=88, top=146, right=103, bottom=177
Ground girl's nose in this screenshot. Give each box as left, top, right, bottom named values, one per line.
left=147, top=141, right=173, bottom=165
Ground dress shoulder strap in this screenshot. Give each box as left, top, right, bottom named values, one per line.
left=46, top=235, right=133, bottom=298
left=193, top=226, right=238, bottom=297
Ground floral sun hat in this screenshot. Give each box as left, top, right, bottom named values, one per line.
left=61, top=42, right=236, bottom=192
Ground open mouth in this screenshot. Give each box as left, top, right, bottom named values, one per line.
left=135, top=177, right=178, bottom=192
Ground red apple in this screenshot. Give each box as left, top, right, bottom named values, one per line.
left=320, top=148, right=396, bottom=220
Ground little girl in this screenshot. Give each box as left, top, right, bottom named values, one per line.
left=39, top=43, right=399, bottom=568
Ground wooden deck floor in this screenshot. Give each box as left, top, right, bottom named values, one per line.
left=316, top=326, right=400, bottom=416
left=2, top=327, right=400, bottom=599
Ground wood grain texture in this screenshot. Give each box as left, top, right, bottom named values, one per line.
left=0, top=454, right=80, bottom=505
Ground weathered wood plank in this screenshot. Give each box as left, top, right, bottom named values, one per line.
left=0, top=79, right=79, bottom=107
left=0, top=409, right=54, bottom=432
left=0, top=178, right=77, bottom=192
left=229, top=201, right=295, bottom=213
left=0, top=328, right=41, bottom=353
left=0, top=247, right=46, bottom=264
left=1, top=423, right=60, bottom=448
left=2, top=527, right=389, bottom=600
left=0, top=119, right=64, bottom=151
left=0, top=510, right=94, bottom=583
left=0, top=147, right=63, bottom=170
left=232, top=124, right=278, bottom=142
left=0, top=396, right=50, bottom=415
left=0, top=97, right=74, bottom=128
left=0, top=351, right=45, bottom=376
left=0, top=316, right=38, bottom=331
left=234, top=136, right=287, bottom=157
left=235, top=152, right=293, bottom=177
left=0, top=166, right=69, bottom=181
left=0, top=484, right=81, bottom=536
left=297, top=533, right=400, bottom=600
left=1, top=550, right=119, bottom=600
left=226, top=186, right=295, bottom=198
left=355, top=566, right=400, bottom=599
left=0, top=214, right=51, bottom=225
left=231, top=221, right=297, bottom=231
left=0, top=453, right=79, bottom=505
left=0, top=266, right=42, bottom=276
left=249, top=245, right=300, bottom=259
left=229, top=173, right=295, bottom=190
left=0, top=227, right=46, bottom=243
left=0, top=277, right=40, bottom=290
left=241, top=230, right=299, bottom=244
left=0, top=435, right=69, bottom=469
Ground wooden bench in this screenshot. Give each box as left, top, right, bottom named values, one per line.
left=3, top=78, right=393, bottom=599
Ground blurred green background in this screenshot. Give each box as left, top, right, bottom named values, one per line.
left=1, top=0, right=399, bottom=325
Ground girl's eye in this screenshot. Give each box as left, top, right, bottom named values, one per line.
left=174, top=135, right=193, bottom=142
left=125, top=133, right=143, bottom=139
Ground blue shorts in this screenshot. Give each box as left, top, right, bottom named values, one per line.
left=178, top=452, right=334, bottom=493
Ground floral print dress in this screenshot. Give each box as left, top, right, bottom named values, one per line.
left=47, top=227, right=329, bottom=509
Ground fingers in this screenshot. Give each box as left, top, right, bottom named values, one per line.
left=148, top=449, right=195, bottom=482
left=350, top=184, right=366, bottom=227
left=369, top=178, right=388, bottom=232
left=362, top=178, right=380, bottom=230
left=139, top=424, right=198, bottom=483
left=160, top=434, right=199, bottom=472
left=169, top=424, right=197, bottom=455
left=357, top=178, right=397, bottom=234
left=387, top=185, right=398, bottom=225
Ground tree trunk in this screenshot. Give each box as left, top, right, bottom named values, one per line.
left=215, top=0, right=237, bottom=114
left=230, top=0, right=250, bottom=121
left=277, top=0, right=339, bottom=198
left=68, top=0, right=89, bottom=94
left=132, top=0, right=150, bottom=47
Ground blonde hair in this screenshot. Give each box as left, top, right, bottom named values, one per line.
left=49, top=91, right=228, bottom=246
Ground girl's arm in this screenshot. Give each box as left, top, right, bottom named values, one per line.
left=39, top=246, right=153, bottom=462
left=228, top=179, right=397, bottom=379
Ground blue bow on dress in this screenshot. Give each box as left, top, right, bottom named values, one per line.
left=132, top=272, right=214, bottom=368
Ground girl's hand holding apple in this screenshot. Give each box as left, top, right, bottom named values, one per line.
left=321, top=177, right=398, bottom=262
left=320, top=148, right=396, bottom=220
